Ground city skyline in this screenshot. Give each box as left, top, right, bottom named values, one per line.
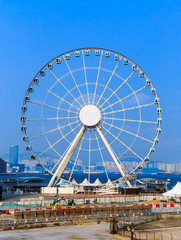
left=1, top=1, right=181, bottom=164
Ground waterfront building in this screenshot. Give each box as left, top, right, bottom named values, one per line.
left=9, top=145, right=19, bottom=165
left=0, top=158, right=6, bottom=173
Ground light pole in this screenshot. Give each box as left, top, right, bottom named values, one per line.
left=123, top=153, right=132, bottom=175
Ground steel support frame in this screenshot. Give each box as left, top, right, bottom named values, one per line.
left=96, top=126, right=132, bottom=187
left=48, top=126, right=86, bottom=187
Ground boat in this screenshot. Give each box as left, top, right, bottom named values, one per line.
left=66, top=175, right=73, bottom=179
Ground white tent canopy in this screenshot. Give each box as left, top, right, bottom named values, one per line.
left=163, top=182, right=181, bottom=196
left=93, top=178, right=102, bottom=186
left=106, top=179, right=113, bottom=186
left=80, top=178, right=90, bottom=186
left=71, top=179, right=78, bottom=185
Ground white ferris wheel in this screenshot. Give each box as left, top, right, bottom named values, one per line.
left=21, top=48, right=162, bottom=188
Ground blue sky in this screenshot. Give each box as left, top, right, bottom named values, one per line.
left=0, top=0, right=181, bottom=163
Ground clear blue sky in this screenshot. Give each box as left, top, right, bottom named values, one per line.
left=0, top=0, right=181, bottom=163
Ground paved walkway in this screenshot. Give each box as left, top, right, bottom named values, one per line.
left=0, top=223, right=123, bottom=240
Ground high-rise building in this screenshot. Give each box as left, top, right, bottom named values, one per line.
left=9, top=145, right=19, bottom=165
left=0, top=158, right=6, bottom=173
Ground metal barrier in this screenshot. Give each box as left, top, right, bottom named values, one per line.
left=0, top=214, right=112, bottom=231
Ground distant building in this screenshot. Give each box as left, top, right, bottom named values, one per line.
left=0, top=158, right=7, bottom=173
left=9, top=145, right=18, bottom=165
left=11, top=164, right=25, bottom=173
left=17, top=164, right=25, bottom=173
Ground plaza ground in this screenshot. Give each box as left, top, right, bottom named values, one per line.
left=1, top=220, right=181, bottom=240
left=0, top=223, right=123, bottom=240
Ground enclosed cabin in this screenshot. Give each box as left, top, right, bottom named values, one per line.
left=154, top=97, right=159, bottom=104
left=123, top=59, right=128, bottom=65
left=157, top=128, right=162, bottom=134
left=150, top=148, right=155, bottom=154
left=40, top=70, right=45, bottom=76
left=21, top=116, right=26, bottom=122
left=75, top=51, right=80, bottom=57
left=151, top=88, right=156, bottom=95
left=23, top=136, right=28, bottom=141
left=146, top=79, right=151, bottom=86
left=44, top=170, right=49, bottom=175
left=144, top=157, right=150, bottom=163
left=31, top=154, right=36, bottom=160
left=28, top=86, right=34, bottom=93
left=26, top=145, right=32, bottom=151
left=47, top=64, right=53, bottom=70
left=33, top=78, right=39, bottom=84
left=37, top=163, right=42, bottom=168
left=138, top=166, right=143, bottom=171
left=157, top=118, right=162, bottom=124
left=65, top=54, right=70, bottom=60
left=25, top=96, right=30, bottom=101
left=105, top=51, right=110, bottom=57
left=157, top=107, right=162, bottom=114
left=154, top=138, right=159, bottom=145
left=22, top=105, right=27, bottom=112
left=132, top=65, right=137, bottom=71
left=139, top=71, right=144, bottom=78
left=21, top=126, right=26, bottom=132
left=85, top=50, right=90, bottom=56
left=56, top=58, right=61, bottom=64
left=114, top=55, right=120, bottom=61
left=95, top=50, right=100, bottom=56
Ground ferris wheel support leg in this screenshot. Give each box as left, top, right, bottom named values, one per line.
left=96, top=126, right=132, bottom=188
left=48, top=126, right=86, bottom=187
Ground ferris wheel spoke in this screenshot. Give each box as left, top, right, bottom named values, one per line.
left=37, top=83, right=80, bottom=111
left=92, top=51, right=103, bottom=105
left=100, top=67, right=124, bottom=79
left=102, top=120, right=154, bottom=143
left=99, top=71, right=136, bottom=109
left=30, top=127, right=59, bottom=141
left=26, top=116, right=79, bottom=122
left=101, top=125, right=144, bottom=162
left=101, top=85, right=147, bottom=112
left=82, top=50, right=90, bottom=104
left=95, top=131, right=109, bottom=182
left=102, top=102, right=156, bottom=115
left=68, top=133, right=85, bottom=182
left=52, top=144, right=72, bottom=172
left=26, top=100, right=78, bottom=115
left=29, top=120, right=80, bottom=141
left=96, top=60, right=121, bottom=107
left=103, top=117, right=157, bottom=124
left=64, top=57, right=86, bottom=105
left=37, top=123, right=82, bottom=158
left=48, top=69, right=83, bottom=108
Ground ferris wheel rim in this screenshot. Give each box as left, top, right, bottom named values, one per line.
left=21, top=47, right=162, bottom=186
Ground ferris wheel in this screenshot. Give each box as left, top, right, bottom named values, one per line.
left=21, top=48, right=162, bottom=188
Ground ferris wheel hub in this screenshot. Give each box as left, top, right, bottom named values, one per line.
left=79, top=105, right=101, bottom=127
